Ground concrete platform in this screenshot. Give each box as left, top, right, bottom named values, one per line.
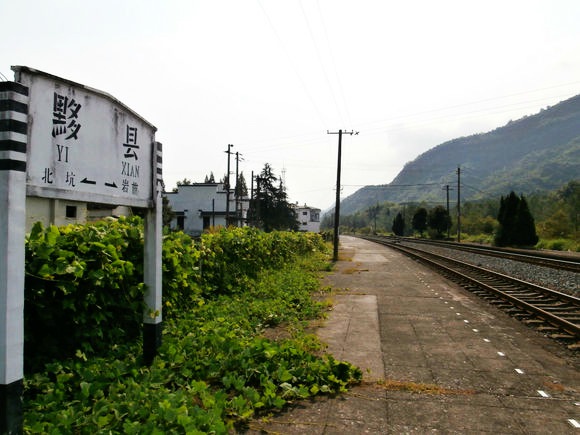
left=247, top=236, right=579, bottom=434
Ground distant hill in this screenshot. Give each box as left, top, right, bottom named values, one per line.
left=339, top=94, right=580, bottom=216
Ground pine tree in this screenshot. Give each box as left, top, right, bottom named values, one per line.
left=428, top=205, right=451, bottom=239
left=392, top=212, right=405, bottom=236
left=248, top=163, right=298, bottom=232
left=514, top=194, right=538, bottom=246
left=495, top=191, right=538, bottom=246
left=235, top=171, right=248, bottom=198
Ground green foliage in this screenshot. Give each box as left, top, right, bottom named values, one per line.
left=23, top=229, right=361, bottom=433
left=24, top=220, right=328, bottom=371
left=412, top=207, right=428, bottom=236
left=247, top=163, right=299, bottom=232
left=536, top=238, right=579, bottom=252
left=25, top=217, right=146, bottom=372
left=494, top=192, right=539, bottom=247
left=428, top=206, right=452, bottom=238
left=332, top=180, right=577, bottom=248
left=392, top=212, right=405, bottom=236
left=198, top=227, right=326, bottom=296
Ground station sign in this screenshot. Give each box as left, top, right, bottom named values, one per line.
left=13, top=66, right=157, bottom=208
left=1, top=67, right=163, bottom=433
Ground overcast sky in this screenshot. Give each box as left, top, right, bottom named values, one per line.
left=3, top=1, right=580, bottom=210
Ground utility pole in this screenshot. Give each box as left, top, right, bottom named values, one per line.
left=327, top=129, right=358, bottom=262
left=443, top=184, right=453, bottom=240
left=456, top=166, right=461, bottom=243
left=250, top=170, right=254, bottom=227
left=255, top=175, right=262, bottom=230
left=235, top=152, right=243, bottom=227
left=225, top=144, right=233, bottom=227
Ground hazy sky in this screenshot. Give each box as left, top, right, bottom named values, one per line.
left=3, top=1, right=580, bottom=210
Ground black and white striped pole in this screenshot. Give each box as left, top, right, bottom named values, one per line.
left=143, top=141, right=164, bottom=364
left=0, top=81, right=28, bottom=434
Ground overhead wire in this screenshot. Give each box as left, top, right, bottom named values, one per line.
left=299, top=0, right=344, bottom=126
left=316, top=0, right=352, bottom=127
left=257, top=0, right=327, bottom=128
left=240, top=85, right=579, bottom=159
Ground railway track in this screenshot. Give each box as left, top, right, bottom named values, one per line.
left=388, top=236, right=580, bottom=273
left=361, top=236, right=580, bottom=349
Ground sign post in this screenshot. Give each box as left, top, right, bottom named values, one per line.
left=0, top=80, right=28, bottom=435
left=0, top=67, right=163, bottom=432
left=143, top=142, right=164, bottom=364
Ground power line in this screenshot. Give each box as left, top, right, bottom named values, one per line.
left=342, top=183, right=442, bottom=188
left=357, top=81, right=580, bottom=132
left=316, top=0, right=352, bottom=126
left=299, top=0, right=344, bottom=125
left=257, top=0, right=327, bottom=127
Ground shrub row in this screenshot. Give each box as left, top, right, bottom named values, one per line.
left=24, top=218, right=327, bottom=371
left=23, top=219, right=362, bottom=432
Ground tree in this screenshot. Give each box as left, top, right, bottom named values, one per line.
left=204, top=172, right=215, bottom=183
left=514, top=194, right=539, bottom=246
left=392, top=212, right=405, bottom=236
left=235, top=171, right=248, bottom=198
left=495, top=191, right=538, bottom=246
left=172, top=178, right=192, bottom=192
left=412, top=207, right=428, bottom=236
left=248, top=164, right=298, bottom=232
left=367, top=203, right=380, bottom=234
left=558, top=180, right=579, bottom=234
left=162, top=195, right=175, bottom=228
left=428, top=205, right=451, bottom=239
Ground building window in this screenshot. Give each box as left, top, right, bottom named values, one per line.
left=203, top=216, right=210, bottom=229
left=65, top=205, right=77, bottom=218
left=302, top=211, right=308, bottom=215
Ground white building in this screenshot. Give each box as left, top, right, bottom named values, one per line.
left=165, top=183, right=248, bottom=236
left=24, top=197, right=132, bottom=231
left=295, top=204, right=321, bottom=232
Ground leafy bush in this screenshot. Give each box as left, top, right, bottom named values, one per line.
left=25, top=218, right=146, bottom=372
left=536, top=238, right=579, bottom=252
left=23, top=235, right=361, bottom=433
left=24, top=219, right=328, bottom=370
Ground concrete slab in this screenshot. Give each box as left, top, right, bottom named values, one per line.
left=243, top=236, right=580, bottom=434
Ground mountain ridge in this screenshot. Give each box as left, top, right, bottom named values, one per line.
left=338, top=95, right=580, bottom=216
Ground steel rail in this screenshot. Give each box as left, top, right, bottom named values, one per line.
left=364, top=237, right=580, bottom=340
left=367, top=235, right=580, bottom=273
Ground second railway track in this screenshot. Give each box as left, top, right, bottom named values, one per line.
left=361, top=235, right=580, bottom=350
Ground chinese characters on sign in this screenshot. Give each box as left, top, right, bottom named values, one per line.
left=42, top=92, right=83, bottom=186
left=40, top=98, right=146, bottom=197
left=121, top=125, right=140, bottom=195
left=52, top=92, right=82, bottom=140
left=21, top=67, right=155, bottom=207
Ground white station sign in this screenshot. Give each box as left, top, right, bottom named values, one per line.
left=14, top=66, right=157, bottom=208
